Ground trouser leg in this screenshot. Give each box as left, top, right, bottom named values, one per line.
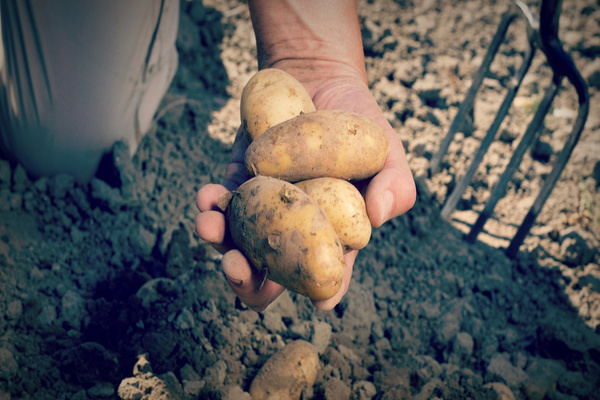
left=0, top=0, right=179, bottom=182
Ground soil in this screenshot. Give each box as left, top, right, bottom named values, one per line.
left=1, top=0, right=600, bottom=399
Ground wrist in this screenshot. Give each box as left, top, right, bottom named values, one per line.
left=248, top=0, right=368, bottom=95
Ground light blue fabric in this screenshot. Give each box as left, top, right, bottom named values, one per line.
left=0, top=0, right=179, bottom=182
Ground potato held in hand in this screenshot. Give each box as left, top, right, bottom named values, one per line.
left=249, top=340, right=319, bottom=400
left=241, top=68, right=316, bottom=141
left=295, top=178, right=371, bottom=252
left=219, top=176, right=344, bottom=301
left=245, top=109, right=389, bottom=182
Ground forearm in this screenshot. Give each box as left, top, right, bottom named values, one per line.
left=247, top=0, right=367, bottom=92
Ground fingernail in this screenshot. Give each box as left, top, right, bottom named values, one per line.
left=224, top=274, right=243, bottom=286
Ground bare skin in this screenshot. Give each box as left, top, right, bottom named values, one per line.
left=195, top=0, right=416, bottom=311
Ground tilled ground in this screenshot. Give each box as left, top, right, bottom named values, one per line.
left=1, top=0, right=599, bottom=399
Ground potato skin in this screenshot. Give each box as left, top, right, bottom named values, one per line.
left=295, top=178, right=371, bottom=252
left=249, top=340, right=319, bottom=400
left=222, top=176, right=344, bottom=301
left=240, top=68, right=316, bottom=141
left=245, top=109, right=389, bottom=182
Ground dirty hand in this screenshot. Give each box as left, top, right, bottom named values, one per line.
left=195, top=73, right=415, bottom=312
left=195, top=0, right=415, bottom=312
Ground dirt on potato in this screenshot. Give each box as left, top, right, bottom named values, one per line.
left=1, top=0, right=599, bottom=399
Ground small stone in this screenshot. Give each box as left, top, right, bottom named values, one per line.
left=311, top=321, right=332, bottom=354
left=436, top=311, right=460, bottom=348
left=61, top=342, right=119, bottom=385
left=352, top=380, right=377, bottom=400
left=262, top=311, right=286, bottom=334
left=12, top=164, right=29, bottom=193
left=0, top=348, right=18, bottom=380
left=180, top=364, right=200, bottom=382
left=414, top=377, right=442, bottom=400
left=483, top=382, right=516, bottom=400
left=523, top=357, right=565, bottom=400
left=6, top=300, right=23, bottom=320
left=90, top=177, right=123, bottom=212
left=33, top=176, right=48, bottom=193
left=420, top=301, right=441, bottom=319
left=221, top=385, right=252, bottom=400
left=452, top=332, right=474, bottom=359
left=38, top=304, right=57, bottom=326
left=131, top=225, right=156, bottom=256
left=204, top=360, right=228, bottom=387
left=559, top=227, right=596, bottom=267
left=183, top=380, right=206, bottom=397
left=117, top=378, right=143, bottom=400
left=323, top=377, right=351, bottom=400
left=87, top=382, right=114, bottom=399
left=51, top=173, right=75, bottom=199
left=175, top=308, right=195, bottom=330
left=156, top=372, right=185, bottom=399
left=557, top=370, right=595, bottom=398
left=61, top=290, right=86, bottom=330
left=135, top=277, right=178, bottom=308
left=487, top=353, right=528, bottom=388
left=133, top=353, right=153, bottom=377
left=238, top=310, right=259, bottom=324
left=70, top=226, right=85, bottom=245
left=70, top=389, right=90, bottom=400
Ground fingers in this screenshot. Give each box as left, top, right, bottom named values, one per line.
left=195, top=183, right=232, bottom=254
left=312, top=250, right=357, bottom=310
left=196, top=183, right=229, bottom=212
left=221, top=250, right=286, bottom=312
left=223, top=127, right=251, bottom=190
left=365, top=131, right=416, bottom=228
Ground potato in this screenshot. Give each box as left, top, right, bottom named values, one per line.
left=245, top=109, right=389, bottom=182
left=295, top=178, right=371, bottom=252
left=249, top=340, right=319, bottom=400
left=241, top=68, right=316, bottom=141
left=219, top=176, right=344, bottom=301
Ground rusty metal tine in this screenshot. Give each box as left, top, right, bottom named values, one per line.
left=428, top=6, right=520, bottom=176
left=506, top=0, right=590, bottom=257
left=465, top=78, right=560, bottom=243
left=440, top=44, right=537, bottom=220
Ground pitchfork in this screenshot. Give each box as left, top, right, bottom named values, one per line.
left=428, top=0, right=590, bottom=258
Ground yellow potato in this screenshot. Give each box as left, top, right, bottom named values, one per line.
left=240, top=68, right=316, bottom=141
left=245, top=109, right=389, bottom=182
left=219, top=176, right=344, bottom=301
left=295, top=178, right=371, bottom=252
left=249, top=340, right=319, bottom=400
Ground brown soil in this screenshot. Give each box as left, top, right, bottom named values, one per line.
left=1, top=0, right=599, bottom=399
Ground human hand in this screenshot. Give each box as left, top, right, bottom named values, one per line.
left=195, top=0, right=415, bottom=312
left=195, top=71, right=415, bottom=312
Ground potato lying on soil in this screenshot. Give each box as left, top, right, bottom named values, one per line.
left=219, top=176, right=344, bottom=301
left=241, top=68, right=316, bottom=141
left=245, top=109, right=389, bottom=182
left=249, top=340, right=319, bottom=400
left=295, top=177, right=371, bottom=252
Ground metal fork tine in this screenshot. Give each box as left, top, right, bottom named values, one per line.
left=465, top=79, right=560, bottom=243
left=428, top=6, right=520, bottom=176
left=505, top=0, right=590, bottom=257
left=430, top=0, right=589, bottom=258
left=440, top=44, right=536, bottom=220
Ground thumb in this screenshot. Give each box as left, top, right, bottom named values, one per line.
left=365, top=132, right=416, bottom=228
